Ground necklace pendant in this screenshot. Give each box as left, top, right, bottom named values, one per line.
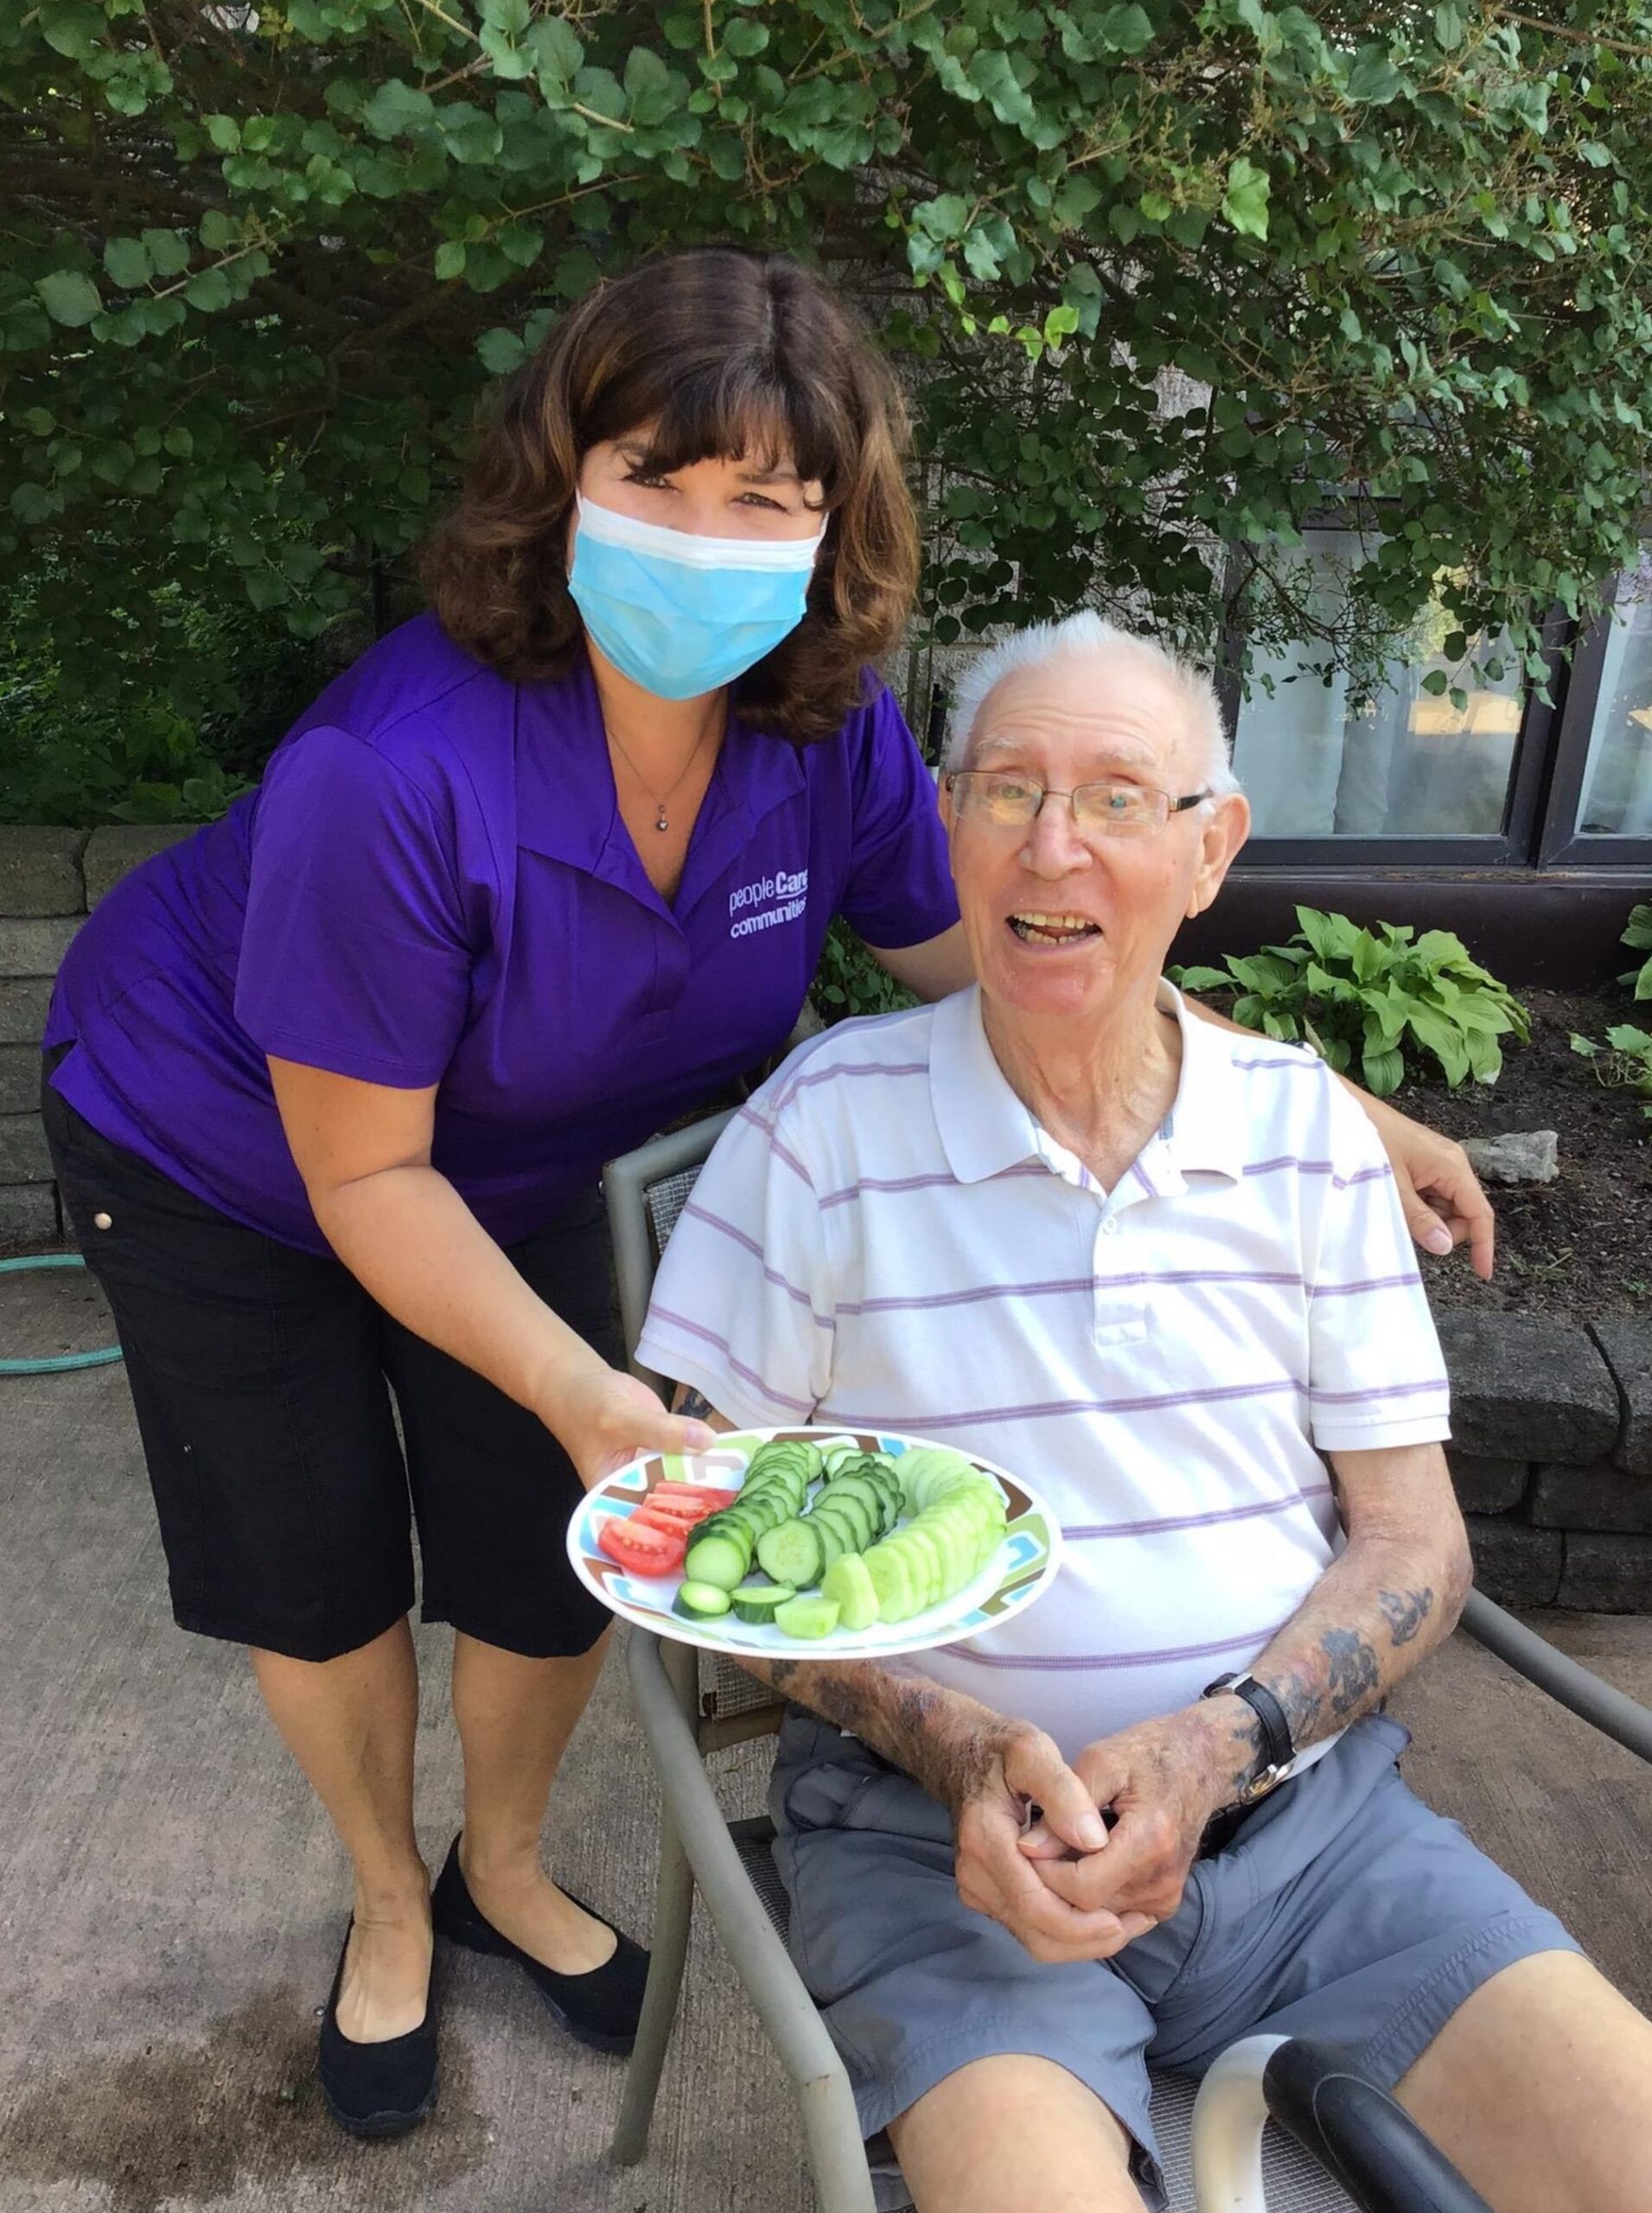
left=655, top=807, right=669, bottom=832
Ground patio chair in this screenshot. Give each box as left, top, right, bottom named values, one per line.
left=603, top=1113, right=1652, bottom=2213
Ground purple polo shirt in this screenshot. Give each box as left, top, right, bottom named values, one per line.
left=45, top=615, right=959, bottom=1254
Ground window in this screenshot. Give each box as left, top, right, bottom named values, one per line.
left=1574, top=557, right=1652, bottom=837
left=1230, top=532, right=1525, bottom=841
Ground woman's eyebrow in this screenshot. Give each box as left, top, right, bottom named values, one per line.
left=737, top=462, right=802, bottom=485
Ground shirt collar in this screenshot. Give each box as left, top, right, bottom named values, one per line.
left=928, top=979, right=1247, bottom=1189
left=513, top=652, right=805, bottom=915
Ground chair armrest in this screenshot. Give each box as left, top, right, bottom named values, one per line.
left=1460, top=1590, right=1652, bottom=1766
left=1190, top=2037, right=1490, bottom=2213
left=626, top=1629, right=849, bottom=2095
left=1263, top=2039, right=1490, bottom=2213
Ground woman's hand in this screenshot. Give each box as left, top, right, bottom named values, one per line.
left=535, top=1357, right=716, bottom=1489
left=1359, top=1093, right=1496, bottom=1279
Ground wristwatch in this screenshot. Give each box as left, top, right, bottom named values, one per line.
left=1202, top=1671, right=1296, bottom=1805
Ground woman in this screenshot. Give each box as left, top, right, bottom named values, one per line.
left=40, top=246, right=1489, bottom=2140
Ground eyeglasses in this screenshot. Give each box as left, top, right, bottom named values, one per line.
left=944, top=769, right=1212, bottom=838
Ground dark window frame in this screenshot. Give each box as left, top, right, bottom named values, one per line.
left=1535, top=570, right=1652, bottom=870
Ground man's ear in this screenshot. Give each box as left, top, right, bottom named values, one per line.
left=937, top=768, right=956, bottom=833
left=1189, top=792, right=1249, bottom=918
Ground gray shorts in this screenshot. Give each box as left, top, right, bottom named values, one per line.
left=769, top=1710, right=1580, bottom=2210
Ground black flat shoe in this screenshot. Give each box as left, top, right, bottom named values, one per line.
left=316, top=1920, right=437, bottom=2138
left=431, top=1834, right=648, bottom=2055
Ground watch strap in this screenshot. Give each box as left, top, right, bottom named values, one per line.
left=1202, top=1671, right=1296, bottom=1802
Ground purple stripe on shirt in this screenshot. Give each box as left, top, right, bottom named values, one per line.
left=819, top=1170, right=959, bottom=1210
left=1063, top=1483, right=1334, bottom=1540
left=645, top=1309, right=813, bottom=1414
left=1129, top=1160, right=1156, bottom=1196
left=1308, top=1375, right=1448, bottom=1405
left=836, top=1267, right=1307, bottom=1317
left=824, top=1375, right=1308, bottom=1432
left=775, top=1059, right=929, bottom=1110
left=1239, top=1156, right=1394, bottom=1189
left=957, top=1621, right=1293, bottom=1672
left=680, top=1201, right=834, bottom=1328
left=1310, top=1272, right=1423, bottom=1298
left=1231, top=1055, right=1317, bottom=1071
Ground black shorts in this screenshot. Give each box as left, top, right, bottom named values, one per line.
left=41, top=1057, right=622, bottom=1663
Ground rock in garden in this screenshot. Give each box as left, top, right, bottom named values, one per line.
left=1461, top=1130, right=1559, bottom=1184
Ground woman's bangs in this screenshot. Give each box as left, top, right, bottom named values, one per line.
left=622, top=360, right=852, bottom=505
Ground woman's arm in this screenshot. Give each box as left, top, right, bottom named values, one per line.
left=269, top=1057, right=710, bottom=1483
left=864, top=922, right=973, bottom=1001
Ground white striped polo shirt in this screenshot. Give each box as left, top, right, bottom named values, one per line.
left=638, top=983, right=1451, bottom=1762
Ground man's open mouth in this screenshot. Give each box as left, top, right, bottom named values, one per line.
left=1006, top=911, right=1101, bottom=946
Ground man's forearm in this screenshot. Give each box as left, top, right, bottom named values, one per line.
left=738, top=1651, right=1030, bottom=1817
left=1229, top=1524, right=1473, bottom=1777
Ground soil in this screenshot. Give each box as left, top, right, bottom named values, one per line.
left=1390, top=988, right=1652, bottom=1325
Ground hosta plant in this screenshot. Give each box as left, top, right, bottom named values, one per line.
left=1174, top=905, right=1529, bottom=1096
left=1617, top=902, right=1652, bottom=1001
left=1570, top=1025, right=1652, bottom=1125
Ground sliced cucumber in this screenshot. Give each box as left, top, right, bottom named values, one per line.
left=821, top=1552, right=880, bottom=1632
left=682, top=1532, right=751, bottom=1591
left=756, top=1518, right=825, bottom=1590
left=674, top=1578, right=733, bottom=1620
left=730, top=1580, right=796, bottom=1625
left=775, top=1594, right=841, bottom=1640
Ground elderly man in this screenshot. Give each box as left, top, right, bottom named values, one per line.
left=637, top=613, right=1652, bottom=2213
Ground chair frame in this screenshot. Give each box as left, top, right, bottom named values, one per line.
left=603, top=1112, right=1652, bottom=2213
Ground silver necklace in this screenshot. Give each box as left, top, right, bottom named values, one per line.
left=605, top=721, right=716, bottom=833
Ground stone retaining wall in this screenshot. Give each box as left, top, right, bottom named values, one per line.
left=2, top=826, right=1648, bottom=1611
left=0, top=826, right=190, bottom=1243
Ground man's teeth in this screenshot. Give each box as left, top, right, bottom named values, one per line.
left=1009, top=912, right=1100, bottom=942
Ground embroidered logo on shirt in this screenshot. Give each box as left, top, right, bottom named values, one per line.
left=729, top=866, right=809, bottom=941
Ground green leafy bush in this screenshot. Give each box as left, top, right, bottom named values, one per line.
left=7, top=3, right=1652, bottom=756
left=1617, top=902, right=1652, bottom=1001
left=811, top=920, right=919, bottom=1026
left=1570, top=1024, right=1652, bottom=1124
left=1173, top=905, right=1529, bottom=1095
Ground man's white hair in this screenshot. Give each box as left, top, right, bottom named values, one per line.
left=943, top=611, right=1241, bottom=799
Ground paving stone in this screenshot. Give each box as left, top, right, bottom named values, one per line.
left=0, top=915, right=80, bottom=977
left=0, top=827, right=86, bottom=915
left=1556, top=1532, right=1652, bottom=1614
left=0, top=1182, right=58, bottom=1246
left=1464, top=1515, right=1564, bottom=1607
left=1531, top=1460, right=1652, bottom=1535
left=82, top=826, right=194, bottom=908
left=1592, top=1319, right=1652, bottom=1476
left=0, top=978, right=54, bottom=1048
left=0, top=1113, right=50, bottom=1184
left=0, top=1046, right=40, bottom=1116
left=1446, top=1453, right=1529, bottom=1515
left=1437, top=1311, right=1620, bottom=1465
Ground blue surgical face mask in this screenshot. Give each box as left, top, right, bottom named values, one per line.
left=567, top=493, right=826, bottom=701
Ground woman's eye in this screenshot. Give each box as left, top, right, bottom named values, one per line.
left=622, top=468, right=673, bottom=489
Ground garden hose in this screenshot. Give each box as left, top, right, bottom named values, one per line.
left=0, top=1253, right=124, bottom=1375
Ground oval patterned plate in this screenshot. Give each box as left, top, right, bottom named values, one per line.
left=566, top=1425, right=1062, bottom=1659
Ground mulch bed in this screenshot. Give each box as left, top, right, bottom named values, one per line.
left=1393, top=988, right=1652, bottom=1325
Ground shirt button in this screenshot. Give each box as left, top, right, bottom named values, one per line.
left=1101, top=1217, right=1118, bottom=1236
left=92, top=1212, right=112, bottom=1229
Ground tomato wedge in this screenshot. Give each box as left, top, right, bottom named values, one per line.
left=635, top=1485, right=739, bottom=1526
left=596, top=1515, right=686, bottom=1578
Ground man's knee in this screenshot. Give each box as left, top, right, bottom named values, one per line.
left=888, top=2053, right=1145, bottom=2213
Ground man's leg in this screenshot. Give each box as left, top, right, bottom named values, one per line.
left=1396, top=1950, right=1652, bottom=2213
left=889, top=2056, right=1145, bottom=2213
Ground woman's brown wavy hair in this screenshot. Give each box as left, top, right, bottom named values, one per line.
left=423, top=246, right=919, bottom=745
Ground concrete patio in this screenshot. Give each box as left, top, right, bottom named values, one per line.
left=2, top=1259, right=1649, bottom=2213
